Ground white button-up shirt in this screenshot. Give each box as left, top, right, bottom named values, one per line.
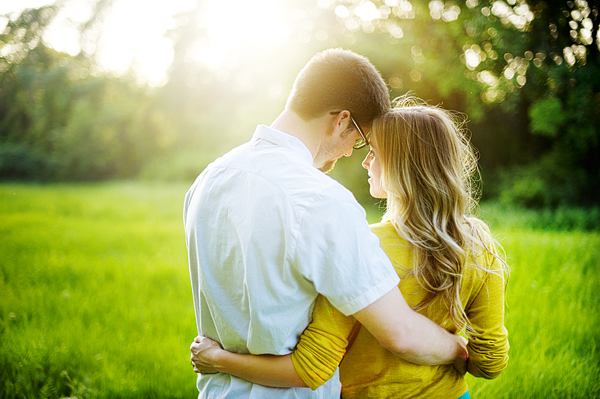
left=184, top=125, right=400, bottom=398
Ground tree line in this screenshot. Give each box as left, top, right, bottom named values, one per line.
left=0, top=0, right=598, bottom=208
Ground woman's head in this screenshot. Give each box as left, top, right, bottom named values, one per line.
left=367, top=97, right=478, bottom=221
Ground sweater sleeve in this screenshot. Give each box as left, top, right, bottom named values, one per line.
left=466, top=255, right=510, bottom=379
left=291, top=295, right=356, bottom=390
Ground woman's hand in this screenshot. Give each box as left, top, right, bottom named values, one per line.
left=190, top=335, right=224, bottom=374
left=452, top=335, right=469, bottom=375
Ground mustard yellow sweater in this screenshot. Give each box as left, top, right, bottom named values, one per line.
left=291, top=221, right=509, bottom=398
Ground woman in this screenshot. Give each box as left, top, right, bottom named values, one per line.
left=190, top=98, right=510, bottom=398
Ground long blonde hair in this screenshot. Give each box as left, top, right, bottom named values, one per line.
left=371, top=96, right=508, bottom=336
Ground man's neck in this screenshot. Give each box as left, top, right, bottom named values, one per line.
left=270, top=109, right=326, bottom=162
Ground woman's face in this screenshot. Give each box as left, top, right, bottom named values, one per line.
left=362, top=144, right=387, bottom=199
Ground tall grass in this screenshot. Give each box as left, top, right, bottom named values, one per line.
left=0, top=182, right=197, bottom=398
left=1, top=182, right=599, bottom=398
left=466, top=228, right=600, bottom=398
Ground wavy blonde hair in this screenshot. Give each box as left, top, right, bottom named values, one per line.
left=371, top=96, right=508, bottom=336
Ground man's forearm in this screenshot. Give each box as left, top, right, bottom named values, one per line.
left=387, top=309, right=467, bottom=365
left=353, top=287, right=468, bottom=366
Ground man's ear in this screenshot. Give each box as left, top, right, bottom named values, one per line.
left=330, top=110, right=352, bottom=138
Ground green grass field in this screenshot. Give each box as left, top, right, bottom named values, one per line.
left=1, top=182, right=599, bottom=398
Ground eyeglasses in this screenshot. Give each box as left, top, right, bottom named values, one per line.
left=330, top=111, right=369, bottom=149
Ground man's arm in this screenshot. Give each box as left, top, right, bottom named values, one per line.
left=353, top=286, right=468, bottom=370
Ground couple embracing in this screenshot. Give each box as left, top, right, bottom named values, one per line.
left=183, top=48, right=509, bottom=399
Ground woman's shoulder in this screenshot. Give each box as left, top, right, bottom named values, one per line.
left=369, top=220, right=395, bottom=235
left=369, top=221, right=409, bottom=244
left=369, top=221, right=413, bottom=265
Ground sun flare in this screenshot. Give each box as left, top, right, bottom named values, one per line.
left=189, top=0, right=292, bottom=71
left=2, top=0, right=297, bottom=86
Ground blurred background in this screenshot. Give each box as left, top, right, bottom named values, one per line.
left=1, top=2, right=600, bottom=398
left=1, top=0, right=598, bottom=209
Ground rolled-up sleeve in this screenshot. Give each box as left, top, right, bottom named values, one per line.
left=466, top=257, right=510, bottom=379
left=291, top=295, right=356, bottom=390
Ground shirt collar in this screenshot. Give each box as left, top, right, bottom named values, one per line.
left=252, top=125, right=314, bottom=166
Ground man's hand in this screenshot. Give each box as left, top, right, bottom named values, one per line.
left=452, top=335, right=469, bottom=375
left=190, top=335, right=223, bottom=374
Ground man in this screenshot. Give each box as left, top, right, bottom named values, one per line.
left=184, top=48, right=467, bottom=398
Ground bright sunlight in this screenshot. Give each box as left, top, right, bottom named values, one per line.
left=190, top=0, right=293, bottom=71
left=2, top=0, right=295, bottom=86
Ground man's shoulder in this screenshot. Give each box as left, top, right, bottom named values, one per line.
left=187, top=144, right=358, bottom=218
left=208, top=142, right=349, bottom=196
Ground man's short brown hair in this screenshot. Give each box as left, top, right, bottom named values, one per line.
left=286, top=48, right=391, bottom=128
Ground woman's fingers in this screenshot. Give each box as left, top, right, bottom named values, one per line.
left=190, top=335, right=222, bottom=374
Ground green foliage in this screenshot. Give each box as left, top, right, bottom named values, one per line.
left=480, top=201, right=600, bottom=232
left=0, top=143, right=46, bottom=180
left=0, top=6, right=182, bottom=181
left=497, top=153, right=584, bottom=208
left=1, top=1, right=599, bottom=208
left=529, top=96, right=566, bottom=138
left=497, top=140, right=598, bottom=208
left=0, top=38, right=177, bottom=181
left=1, top=182, right=599, bottom=398
left=330, top=0, right=600, bottom=207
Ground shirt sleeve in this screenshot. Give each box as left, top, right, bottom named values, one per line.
left=292, top=185, right=399, bottom=316
left=466, top=253, right=510, bottom=379
left=291, top=295, right=356, bottom=390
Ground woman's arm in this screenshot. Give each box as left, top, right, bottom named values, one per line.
left=190, top=295, right=356, bottom=390
left=290, top=296, right=357, bottom=388
left=191, top=336, right=307, bottom=388
left=466, top=256, right=510, bottom=379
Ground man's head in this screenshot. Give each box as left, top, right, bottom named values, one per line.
left=287, top=48, right=390, bottom=127
left=286, top=48, right=390, bottom=172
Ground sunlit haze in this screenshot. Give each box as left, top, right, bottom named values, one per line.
left=190, top=0, right=292, bottom=71
left=1, top=0, right=295, bottom=86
